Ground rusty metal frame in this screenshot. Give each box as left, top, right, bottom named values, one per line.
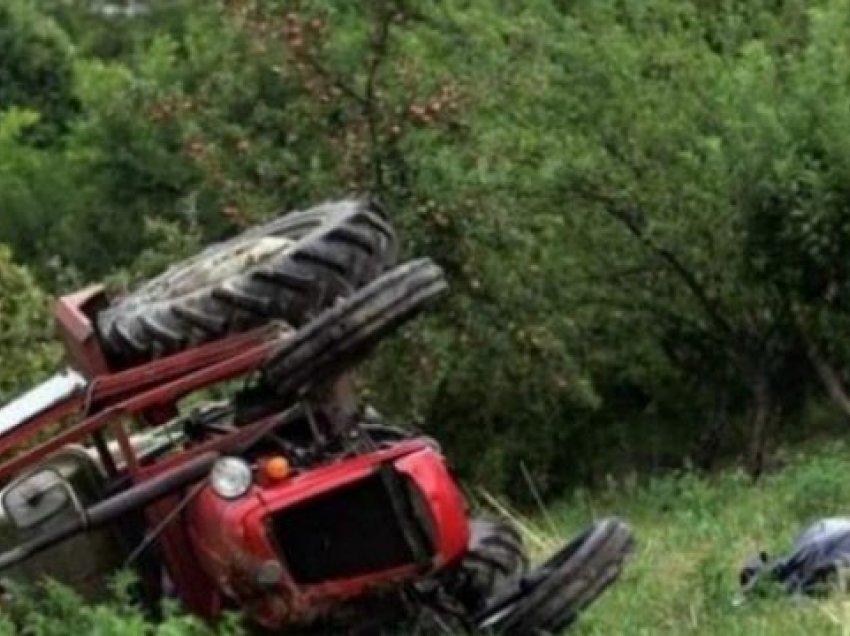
left=0, top=325, right=289, bottom=482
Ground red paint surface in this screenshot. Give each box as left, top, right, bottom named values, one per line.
left=185, top=442, right=469, bottom=628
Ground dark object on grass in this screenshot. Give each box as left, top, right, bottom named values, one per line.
left=740, top=517, right=850, bottom=595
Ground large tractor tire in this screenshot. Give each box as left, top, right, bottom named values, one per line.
left=97, top=198, right=397, bottom=361
left=262, top=258, right=447, bottom=396
left=449, top=518, right=529, bottom=615
left=477, top=517, right=634, bottom=635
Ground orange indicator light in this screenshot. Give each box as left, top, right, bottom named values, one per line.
left=264, top=456, right=291, bottom=481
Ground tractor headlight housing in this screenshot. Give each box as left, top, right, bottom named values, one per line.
left=209, top=457, right=252, bottom=500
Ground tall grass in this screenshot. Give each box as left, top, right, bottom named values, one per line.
left=7, top=442, right=850, bottom=634
left=544, top=441, right=850, bottom=635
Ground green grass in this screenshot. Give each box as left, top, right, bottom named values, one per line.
left=9, top=441, right=850, bottom=634
left=519, top=440, right=850, bottom=635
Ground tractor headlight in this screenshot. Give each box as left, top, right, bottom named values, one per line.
left=209, top=457, right=252, bottom=499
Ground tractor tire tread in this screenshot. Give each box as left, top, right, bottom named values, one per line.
left=97, top=199, right=397, bottom=361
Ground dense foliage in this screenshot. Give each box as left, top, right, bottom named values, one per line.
left=0, top=246, right=59, bottom=404
left=0, top=574, right=243, bottom=635
left=4, top=0, right=850, bottom=498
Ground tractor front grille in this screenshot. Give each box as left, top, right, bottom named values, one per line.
left=269, top=468, right=432, bottom=585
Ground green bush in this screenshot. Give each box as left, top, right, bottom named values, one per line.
left=3, top=0, right=850, bottom=497
left=0, top=1, right=77, bottom=144
left=0, top=246, right=59, bottom=404
left=0, top=576, right=243, bottom=636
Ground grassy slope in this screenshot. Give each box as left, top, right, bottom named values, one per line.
left=517, top=440, right=850, bottom=635
left=8, top=442, right=850, bottom=634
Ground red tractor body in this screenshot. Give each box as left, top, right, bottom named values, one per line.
left=0, top=257, right=633, bottom=636
left=0, top=286, right=471, bottom=630
left=186, top=440, right=468, bottom=627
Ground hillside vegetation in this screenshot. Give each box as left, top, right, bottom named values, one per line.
left=4, top=1, right=850, bottom=500
left=9, top=1, right=850, bottom=633
left=3, top=443, right=850, bottom=634
left=561, top=440, right=850, bottom=635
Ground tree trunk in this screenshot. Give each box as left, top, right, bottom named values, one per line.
left=796, top=317, right=850, bottom=419
left=747, top=371, right=773, bottom=481
left=693, top=389, right=728, bottom=471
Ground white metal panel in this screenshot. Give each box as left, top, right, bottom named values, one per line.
left=0, top=369, right=87, bottom=436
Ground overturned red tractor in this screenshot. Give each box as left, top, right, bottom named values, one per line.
left=0, top=199, right=633, bottom=633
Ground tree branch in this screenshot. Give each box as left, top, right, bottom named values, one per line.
left=363, top=2, right=395, bottom=191
left=794, top=308, right=850, bottom=419
left=567, top=293, right=726, bottom=347
left=299, top=49, right=369, bottom=107
left=578, top=185, right=738, bottom=341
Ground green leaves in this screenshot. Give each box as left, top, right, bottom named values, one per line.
left=0, top=108, right=40, bottom=143
left=0, top=574, right=244, bottom=636
left=0, top=0, right=77, bottom=144
left=0, top=247, right=60, bottom=404
left=2, top=0, right=850, bottom=494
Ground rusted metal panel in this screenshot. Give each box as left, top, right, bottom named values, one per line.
left=53, top=286, right=111, bottom=378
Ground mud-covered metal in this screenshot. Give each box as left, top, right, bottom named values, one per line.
left=0, top=447, right=123, bottom=599
left=0, top=451, right=219, bottom=576
left=475, top=518, right=635, bottom=634
left=0, top=211, right=635, bottom=636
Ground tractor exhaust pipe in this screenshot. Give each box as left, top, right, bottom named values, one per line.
left=0, top=451, right=219, bottom=572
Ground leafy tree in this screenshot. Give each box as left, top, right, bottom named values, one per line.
left=4, top=0, right=850, bottom=497
left=0, top=1, right=77, bottom=144
left=0, top=108, right=84, bottom=286
left=0, top=246, right=60, bottom=404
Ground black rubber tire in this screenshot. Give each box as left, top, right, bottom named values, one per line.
left=451, top=518, right=529, bottom=614
left=262, top=258, right=447, bottom=396
left=478, top=517, right=634, bottom=635
left=97, top=198, right=398, bottom=361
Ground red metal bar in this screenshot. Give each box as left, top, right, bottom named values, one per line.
left=0, top=327, right=282, bottom=446
left=54, top=286, right=111, bottom=378
left=87, top=326, right=285, bottom=410
left=0, top=406, right=125, bottom=482
left=0, top=397, right=85, bottom=461
left=135, top=411, right=284, bottom=479
left=0, top=337, right=285, bottom=481
left=147, top=496, right=222, bottom=616
left=0, top=326, right=289, bottom=475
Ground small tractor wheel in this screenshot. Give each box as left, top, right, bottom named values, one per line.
left=450, top=518, right=529, bottom=614
left=477, top=517, right=634, bottom=635
left=262, top=258, right=447, bottom=396
left=97, top=198, right=398, bottom=362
